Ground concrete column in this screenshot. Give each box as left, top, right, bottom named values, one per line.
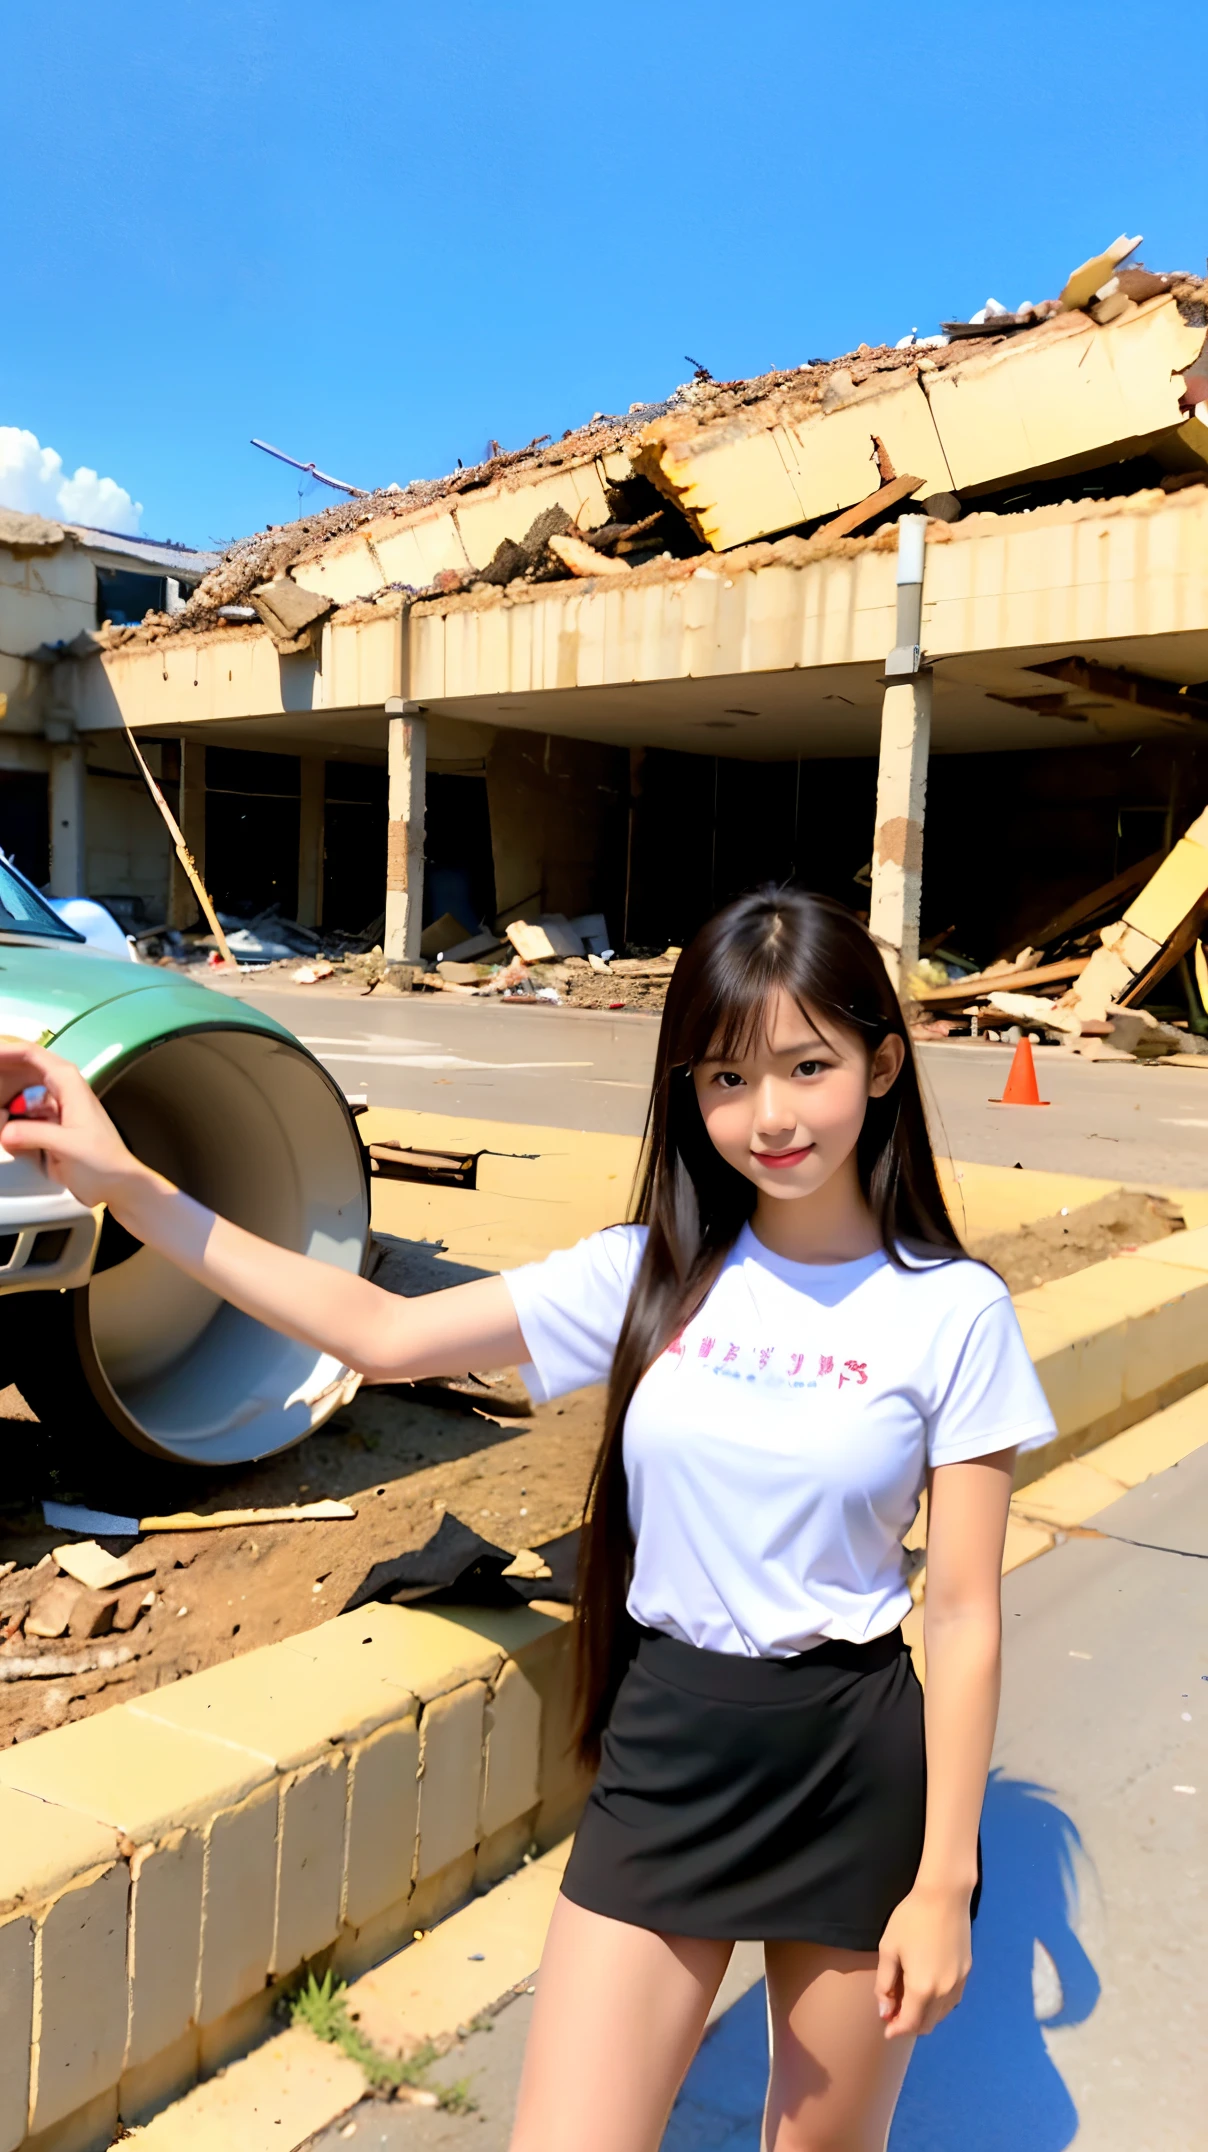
left=297, top=758, right=326, bottom=928
left=48, top=738, right=86, bottom=896
left=868, top=516, right=931, bottom=992
left=385, top=702, right=426, bottom=961
left=168, top=735, right=206, bottom=928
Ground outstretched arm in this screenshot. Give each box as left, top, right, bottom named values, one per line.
left=0, top=1045, right=526, bottom=1384
left=876, top=1447, right=1014, bottom=2039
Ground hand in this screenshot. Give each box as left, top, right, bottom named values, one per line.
left=875, top=1883, right=972, bottom=2039
left=0, top=1045, right=142, bottom=1211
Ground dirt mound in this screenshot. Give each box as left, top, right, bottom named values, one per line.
left=968, top=1187, right=1183, bottom=1293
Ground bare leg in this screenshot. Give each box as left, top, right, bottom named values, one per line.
left=509, top=1893, right=732, bottom=2152
left=763, top=1942, right=914, bottom=2152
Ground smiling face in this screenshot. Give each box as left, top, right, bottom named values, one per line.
left=691, top=984, right=905, bottom=1209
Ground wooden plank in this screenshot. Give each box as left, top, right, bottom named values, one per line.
left=912, top=956, right=1089, bottom=1007
left=812, top=473, right=924, bottom=544
left=1001, top=850, right=1164, bottom=958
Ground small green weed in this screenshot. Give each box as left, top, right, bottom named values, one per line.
left=290, top=1971, right=476, bottom=2108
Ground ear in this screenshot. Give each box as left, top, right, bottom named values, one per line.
left=868, top=1032, right=905, bottom=1098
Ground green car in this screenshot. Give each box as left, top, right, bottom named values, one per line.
left=0, top=860, right=369, bottom=1478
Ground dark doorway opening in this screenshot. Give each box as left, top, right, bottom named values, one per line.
left=204, top=748, right=300, bottom=919
left=0, top=771, right=51, bottom=888
left=324, top=760, right=387, bottom=933
left=424, top=774, right=497, bottom=933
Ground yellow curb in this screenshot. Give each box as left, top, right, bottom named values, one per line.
left=347, top=1839, right=569, bottom=2057
left=121, top=1841, right=571, bottom=2149
left=122, top=2024, right=365, bottom=2149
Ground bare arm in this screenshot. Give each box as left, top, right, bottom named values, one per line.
left=0, top=1045, right=527, bottom=1383
left=877, top=1448, right=1014, bottom=2039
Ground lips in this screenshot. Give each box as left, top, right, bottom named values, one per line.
left=752, top=1145, right=813, bottom=1170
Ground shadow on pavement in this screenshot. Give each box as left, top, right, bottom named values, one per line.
left=662, top=1772, right=1099, bottom=2152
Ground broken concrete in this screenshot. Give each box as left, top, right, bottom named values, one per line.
left=635, top=295, right=1208, bottom=552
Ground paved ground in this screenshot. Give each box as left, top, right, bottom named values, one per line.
left=221, top=979, right=1208, bottom=1185
left=308, top=1450, right=1206, bottom=2150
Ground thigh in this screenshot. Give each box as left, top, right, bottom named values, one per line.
left=510, top=1892, right=732, bottom=2152
left=763, top=1940, right=914, bottom=2152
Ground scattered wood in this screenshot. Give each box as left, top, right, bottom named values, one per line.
left=1005, top=850, right=1165, bottom=958
left=137, top=1502, right=356, bottom=1532
left=812, top=473, right=924, bottom=545
left=911, top=957, right=1089, bottom=1007
left=547, top=532, right=631, bottom=578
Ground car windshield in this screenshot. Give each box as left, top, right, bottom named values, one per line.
left=0, top=857, right=82, bottom=939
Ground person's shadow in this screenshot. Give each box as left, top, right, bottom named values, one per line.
left=663, top=1773, right=1099, bottom=2152
left=890, top=1772, right=1099, bottom=2151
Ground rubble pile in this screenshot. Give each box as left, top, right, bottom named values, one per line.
left=905, top=804, right=1208, bottom=1062
left=95, top=233, right=1208, bottom=656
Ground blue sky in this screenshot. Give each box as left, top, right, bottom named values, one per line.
left=3, top=1, right=1203, bottom=551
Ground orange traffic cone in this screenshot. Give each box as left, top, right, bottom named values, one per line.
left=992, top=1037, right=1049, bottom=1107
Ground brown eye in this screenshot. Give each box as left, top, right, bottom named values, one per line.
left=794, top=1060, right=823, bottom=1078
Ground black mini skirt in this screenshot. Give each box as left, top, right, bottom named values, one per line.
left=562, top=1624, right=940, bottom=1951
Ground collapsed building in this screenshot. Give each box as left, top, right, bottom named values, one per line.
left=7, top=235, right=1208, bottom=995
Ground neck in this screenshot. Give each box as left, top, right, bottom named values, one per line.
left=749, top=1155, right=882, bottom=1264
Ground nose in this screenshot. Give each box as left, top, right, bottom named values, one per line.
left=752, top=1076, right=798, bottom=1137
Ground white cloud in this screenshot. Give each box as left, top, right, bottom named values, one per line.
left=0, top=425, right=143, bottom=534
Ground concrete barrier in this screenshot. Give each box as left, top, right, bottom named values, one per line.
left=0, top=1603, right=586, bottom=2151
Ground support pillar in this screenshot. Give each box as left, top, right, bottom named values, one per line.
left=868, top=516, right=931, bottom=992
left=384, top=701, right=426, bottom=961
left=297, top=758, right=325, bottom=928
left=47, top=735, right=86, bottom=896
left=168, top=735, right=206, bottom=928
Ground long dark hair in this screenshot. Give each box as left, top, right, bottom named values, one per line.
left=574, top=885, right=965, bottom=1762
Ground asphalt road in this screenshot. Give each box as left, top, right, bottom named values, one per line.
left=219, top=979, right=1208, bottom=1185
left=309, top=1448, right=1208, bottom=2151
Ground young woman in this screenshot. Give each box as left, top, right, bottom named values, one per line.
left=3, top=888, right=1055, bottom=2152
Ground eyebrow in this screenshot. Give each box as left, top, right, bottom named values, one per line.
left=699, top=1035, right=831, bottom=1065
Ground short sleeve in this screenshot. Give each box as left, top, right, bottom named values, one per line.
left=501, top=1225, right=645, bottom=1402
left=926, top=1289, right=1056, bottom=1466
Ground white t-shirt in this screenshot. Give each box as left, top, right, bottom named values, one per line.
left=504, top=1222, right=1056, bottom=1658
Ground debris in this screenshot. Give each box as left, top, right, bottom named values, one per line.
left=568, top=912, right=612, bottom=956
left=138, top=1501, right=356, bottom=1531
left=293, top=961, right=335, bottom=984
left=441, top=930, right=505, bottom=962
left=814, top=472, right=925, bottom=542
left=249, top=577, right=335, bottom=649
left=224, top=926, right=298, bottom=961
left=54, top=1541, right=156, bottom=1591
left=68, top=1590, right=117, bottom=1641
left=25, top=1579, right=83, bottom=1639
left=547, top=532, right=631, bottom=578
left=111, top=1586, right=155, bottom=1633
left=588, top=952, right=612, bottom=974
left=1058, top=806, right=1208, bottom=1023
left=992, top=1038, right=1049, bottom=1107
left=437, top=960, right=486, bottom=984
left=419, top=912, right=474, bottom=960
left=500, top=1548, right=552, bottom=1581
left=1059, top=234, right=1143, bottom=314
left=0, top=1645, right=134, bottom=1682
left=505, top=915, right=585, bottom=962
left=984, top=991, right=1081, bottom=1038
